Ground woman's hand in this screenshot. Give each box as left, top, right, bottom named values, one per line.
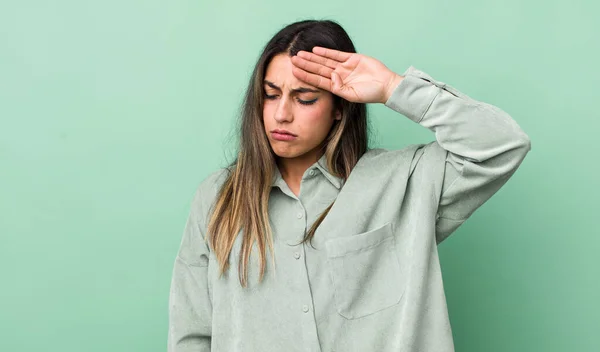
left=291, top=47, right=404, bottom=104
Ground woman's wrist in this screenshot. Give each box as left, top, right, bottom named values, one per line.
left=382, top=73, right=404, bottom=104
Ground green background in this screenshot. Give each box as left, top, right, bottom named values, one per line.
left=1, top=1, right=598, bottom=351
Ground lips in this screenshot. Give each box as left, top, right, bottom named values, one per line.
left=271, top=129, right=297, bottom=137
left=271, top=131, right=297, bottom=141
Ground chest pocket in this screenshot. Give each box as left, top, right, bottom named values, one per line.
left=324, top=221, right=405, bottom=319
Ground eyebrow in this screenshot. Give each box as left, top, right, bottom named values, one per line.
left=263, top=80, right=320, bottom=94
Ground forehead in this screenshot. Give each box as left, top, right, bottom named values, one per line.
left=264, top=54, right=319, bottom=90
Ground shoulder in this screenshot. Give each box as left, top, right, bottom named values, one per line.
left=358, top=142, right=430, bottom=167
left=197, top=167, right=231, bottom=195
left=358, top=141, right=447, bottom=176
left=190, top=166, right=233, bottom=217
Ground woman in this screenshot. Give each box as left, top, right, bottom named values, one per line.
left=168, top=19, right=531, bottom=352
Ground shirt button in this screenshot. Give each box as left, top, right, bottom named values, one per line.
left=297, top=212, right=303, bottom=219
left=309, top=169, right=315, bottom=176
left=302, top=305, right=309, bottom=313
left=294, top=252, right=300, bottom=259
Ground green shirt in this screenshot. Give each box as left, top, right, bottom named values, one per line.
left=167, top=65, right=531, bottom=351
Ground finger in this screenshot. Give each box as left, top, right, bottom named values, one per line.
left=296, top=50, right=339, bottom=70
left=291, top=66, right=333, bottom=92
left=312, top=46, right=352, bottom=62
left=331, top=71, right=342, bottom=92
left=290, top=55, right=334, bottom=78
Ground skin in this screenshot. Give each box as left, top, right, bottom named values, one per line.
left=263, top=48, right=405, bottom=196
left=263, top=54, right=341, bottom=195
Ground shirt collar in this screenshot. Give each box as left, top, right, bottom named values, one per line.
left=271, top=153, right=344, bottom=190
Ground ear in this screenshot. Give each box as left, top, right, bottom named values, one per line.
left=334, top=108, right=342, bottom=121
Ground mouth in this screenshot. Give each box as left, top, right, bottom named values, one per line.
left=270, top=130, right=297, bottom=141
left=271, top=129, right=297, bottom=137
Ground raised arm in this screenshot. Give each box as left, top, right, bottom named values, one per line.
left=290, top=48, right=531, bottom=244
left=385, top=66, right=531, bottom=243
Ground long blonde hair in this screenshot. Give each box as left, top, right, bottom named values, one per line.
left=207, top=19, right=370, bottom=287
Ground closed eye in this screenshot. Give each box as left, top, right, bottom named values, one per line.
left=264, top=94, right=318, bottom=105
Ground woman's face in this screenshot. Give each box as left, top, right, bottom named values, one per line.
left=263, top=53, right=341, bottom=161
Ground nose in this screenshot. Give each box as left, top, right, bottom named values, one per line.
left=273, top=97, right=293, bottom=123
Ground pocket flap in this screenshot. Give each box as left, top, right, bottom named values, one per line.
left=324, top=221, right=394, bottom=258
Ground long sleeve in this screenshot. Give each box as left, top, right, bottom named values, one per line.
left=385, top=66, right=531, bottom=244
left=168, top=184, right=213, bottom=351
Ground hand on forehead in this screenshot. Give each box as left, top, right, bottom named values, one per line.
left=265, top=54, right=324, bottom=93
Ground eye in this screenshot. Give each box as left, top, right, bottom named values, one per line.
left=264, top=93, right=317, bottom=105
left=297, top=98, right=318, bottom=105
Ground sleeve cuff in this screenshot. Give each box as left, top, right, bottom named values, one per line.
left=384, top=65, right=443, bottom=124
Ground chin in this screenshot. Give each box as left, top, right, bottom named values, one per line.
left=271, top=146, right=304, bottom=159
left=272, top=150, right=295, bottom=158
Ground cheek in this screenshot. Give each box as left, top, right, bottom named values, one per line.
left=262, top=104, right=273, bottom=124
left=302, top=105, right=332, bottom=125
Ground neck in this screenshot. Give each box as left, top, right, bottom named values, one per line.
left=276, top=149, right=324, bottom=186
